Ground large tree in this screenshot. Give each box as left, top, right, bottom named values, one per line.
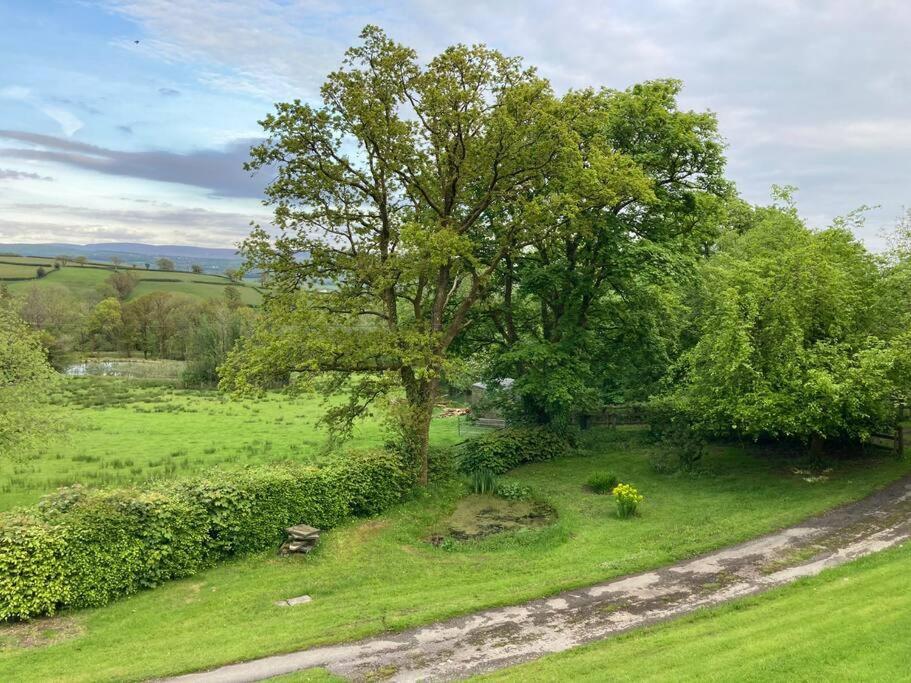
left=658, top=199, right=911, bottom=452
left=460, top=81, right=730, bottom=425
left=221, top=26, right=566, bottom=482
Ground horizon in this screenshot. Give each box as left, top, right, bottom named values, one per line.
left=2, top=2, right=911, bottom=250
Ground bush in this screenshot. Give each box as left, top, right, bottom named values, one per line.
left=458, top=426, right=570, bottom=475
left=493, top=480, right=532, bottom=501
left=587, top=472, right=618, bottom=494
left=427, top=445, right=457, bottom=482
left=0, top=451, right=412, bottom=621
left=613, top=483, right=643, bottom=519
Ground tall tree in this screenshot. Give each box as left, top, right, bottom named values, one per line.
left=221, top=26, right=565, bottom=482
left=658, top=201, right=911, bottom=453
left=463, top=81, right=730, bottom=425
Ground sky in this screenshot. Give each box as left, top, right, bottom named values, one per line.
left=1, top=0, right=910, bottom=249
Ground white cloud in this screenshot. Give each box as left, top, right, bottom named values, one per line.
left=0, top=86, right=84, bottom=137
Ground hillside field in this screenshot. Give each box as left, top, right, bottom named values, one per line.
left=1, top=256, right=262, bottom=305
left=0, top=377, right=463, bottom=511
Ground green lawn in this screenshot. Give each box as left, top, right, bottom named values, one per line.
left=5, top=263, right=262, bottom=305
left=481, top=540, right=911, bottom=682
left=0, top=378, right=462, bottom=510
left=1, top=411, right=908, bottom=682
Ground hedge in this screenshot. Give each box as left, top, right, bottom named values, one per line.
left=457, top=426, right=570, bottom=475
left=0, top=450, right=411, bottom=621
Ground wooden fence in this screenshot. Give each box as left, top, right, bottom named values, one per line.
left=867, top=405, right=908, bottom=456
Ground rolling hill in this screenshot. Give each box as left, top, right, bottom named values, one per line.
left=0, top=255, right=262, bottom=306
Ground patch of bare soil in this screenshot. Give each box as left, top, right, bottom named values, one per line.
left=0, top=615, right=84, bottom=651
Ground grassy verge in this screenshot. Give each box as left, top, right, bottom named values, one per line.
left=1, top=424, right=907, bottom=681
left=480, top=540, right=911, bottom=681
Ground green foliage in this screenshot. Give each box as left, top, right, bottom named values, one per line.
left=181, top=301, right=255, bottom=387
left=0, top=450, right=412, bottom=620
left=659, top=203, right=911, bottom=447
left=493, top=480, right=533, bottom=501
left=458, top=426, right=570, bottom=475
left=469, top=469, right=498, bottom=495
left=221, top=25, right=570, bottom=484
left=613, top=483, right=643, bottom=518
left=0, top=305, right=59, bottom=455
left=466, top=80, right=730, bottom=427
left=647, top=403, right=706, bottom=471
left=587, top=472, right=619, bottom=494
left=426, top=445, right=457, bottom=483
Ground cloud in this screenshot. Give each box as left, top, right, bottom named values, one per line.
left=1, top=87, right=84, bottom=136
left=0, top=168, right=53, bottom=181
left=0, top=203, right=270, bottom=246
left=158, top=87, right=181, bottom=97
left=0, top=130, right=265, bottom=198
left=117, top=125, right=134, bottom=135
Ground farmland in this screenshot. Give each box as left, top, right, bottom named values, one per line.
left=0, top=377, right=463, bottom=511
left=1, top=256, right=262, bottom=305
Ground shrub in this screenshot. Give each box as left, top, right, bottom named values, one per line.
left=587, top=472, right=618, bottom=494
left=469, top=469, right=498, bottom=494
left=426, top=445, right=457, bottom=482
left=0, top=451, right=412, bottom=621
left=458, top=426, right=570, bottom=475
left=493, top=480, right=532, bottom=501
left=613, top=483, right=643, bottom=519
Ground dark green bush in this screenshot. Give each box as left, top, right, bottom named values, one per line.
left=587, top=472, right=618, bottom=494
left=0, top=451, right=411, bottom=621
left=458, top=426, right=570, bottom=475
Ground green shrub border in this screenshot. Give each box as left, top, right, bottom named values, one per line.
left=457, top=426, right=570, bottom=475
left=0, top=450, right=411, bottom=621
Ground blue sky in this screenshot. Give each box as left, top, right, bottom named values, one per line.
left=1, top=0, right=910, bottom=248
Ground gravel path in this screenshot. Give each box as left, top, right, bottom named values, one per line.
left=166, top=476, right=911, bottom=683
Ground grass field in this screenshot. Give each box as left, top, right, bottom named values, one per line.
left=1, top=394, right=908, bottom=682
left=3, top=258, right=262, bottom=305
left=481, top=541, right=911, bottom=682
left=0, top=378, right=462, bottom=511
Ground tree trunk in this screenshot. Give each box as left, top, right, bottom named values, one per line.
left=809, top=433, right=826, bottom=464
left=401, top=372, right=439, bottom=486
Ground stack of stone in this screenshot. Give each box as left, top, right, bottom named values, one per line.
left=280, top=524, right=321, bottom=554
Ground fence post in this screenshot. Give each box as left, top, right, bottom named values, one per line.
left=898, top=425, right=905, bottom=457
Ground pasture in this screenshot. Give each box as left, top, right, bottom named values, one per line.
left=1, top=386, right=908, bottom=681
left=2, top=256, right=262, bottom=305
left=0, top=377, right=461, bottom=511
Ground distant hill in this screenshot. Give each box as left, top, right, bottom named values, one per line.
left=0, top=242, right=246, bottom=275
left=0, top=255, right=262, bottom=306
